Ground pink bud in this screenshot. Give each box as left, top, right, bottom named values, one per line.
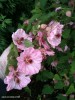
left=24, top=20, right=29, bottom=25
left=66, top=11, right=71, bottom=17
left=40, top=24, right=47, bottom=29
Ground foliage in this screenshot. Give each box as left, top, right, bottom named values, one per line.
left=0, top=0, right=35, bottom=54
left=1, top=0, right=75, bottom=100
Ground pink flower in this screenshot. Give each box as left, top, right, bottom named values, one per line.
left=4, top=67, right=31, bottom=91
left=56, top=46, right=63, bottom=52
left=37, top=31, right=50, bottom=49
left=17, top=47, right=42, bottom=75
left=55, top=7, right=62, bottom=12
left=56, top=45, right=69, bottom=52
left=64, top=45, right=69, bottom=52
left=12, top=29, right=32, bottom=50
left=40, top=24, right=47, bottom=29
left=39, top=48, right=55, bottom=59
left=47, top=21, right=64, bottom=48
left=66, top=11, right=71, bottom=17
left=23, top=20, right=29, bottom=25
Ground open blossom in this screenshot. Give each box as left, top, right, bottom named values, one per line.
left=17, top=47, right=42, bottom=75
left=47, top=21, right=64, bottom=48
left=4, top=67, right=31, bottom=91
left=12, top=29, right=32, bottom=50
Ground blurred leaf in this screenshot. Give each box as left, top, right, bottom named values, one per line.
left=40, top=0, right=48, bottom=9
left=70, top=61, right=75, bottom=74
left=24, top=39, right=34, bottom=47
left=66, top=84, right=75, bottom=95
left=71, top=30, right=75, bottom=42
left=5, top=43, right=18, bottom=75
left=36, top=70, right=54, bottom=81
left=54, top=74, right=61, bottom=80
left=42, top=85, right=54, bottom=94
left=62, top=29, right=70, bottom=39
left=24, top=86, right=31, bottom=96
left=54, top=81, right=64, bottom=89
left=56, top=94, right=67, bottom=100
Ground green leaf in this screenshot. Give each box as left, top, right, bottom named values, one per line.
left=4, top=19, right=12, bottom=24
left=24, top=39, right=34, bottom=47
left=70, top=61, right=75, bottom=74
left=32, top=25, right=38, bottom=35
left=60, top=0, right=68, bottom=3
left=69, top=98, right=75, bottom=100
left=66, top=84, right=75, bottom=95
left=62, top=29, right=70, bottom=39
left=36, top=70, right=54, bottom=81
left=71, top=30, right=75, bottom=42
left=54, top=74, right=61, bottom=80
left=5, top=43, right=18, bottom=75
left=24, top=86, right=31, bottom=96
left=59, top=56, right=68, bottom=64
left=40, top=0, right=48, bottom=9
left=56, top=94, right=67, bottom=100
left=54, top=81, right=64, bottom=89
left=42, top=85, right=54, bottom=94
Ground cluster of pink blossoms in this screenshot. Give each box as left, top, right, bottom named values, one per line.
left=4, top=21, right=64, bottom=91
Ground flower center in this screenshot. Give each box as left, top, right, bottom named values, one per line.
left=55, top=34, right=61, bottom=38
left=15, top=77, right=20, bottom=84
left=24, top=56, right=33, bottom=64
left=14, top=72, right=20, bottom=84
left=16, top=37, right=24, bottom=45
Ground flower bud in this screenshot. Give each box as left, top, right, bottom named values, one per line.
left=66, top=11, right=71, bottom=17
left=40, top=24, right=47, bottom=29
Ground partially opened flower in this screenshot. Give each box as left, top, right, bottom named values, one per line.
left=55, top=7, right=62, bottom=12
left=12, top=29, right=32, bottom=50
left=39, top=48, right=55, bottom=59
left=56, top=46, right=63, bottom=52
left=47, top=21, right=64, bottom=48
left=4, top=67, right=31, bottom=91
left=37, top=31, right=50, bottom=49
left=17, top=47, right=42, bottom=75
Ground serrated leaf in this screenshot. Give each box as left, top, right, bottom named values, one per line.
left=42, top=85, right=54, bottom=94
left=24, top=39, right=34, bottom=47
left=66, top=84, right=75, bottom=95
